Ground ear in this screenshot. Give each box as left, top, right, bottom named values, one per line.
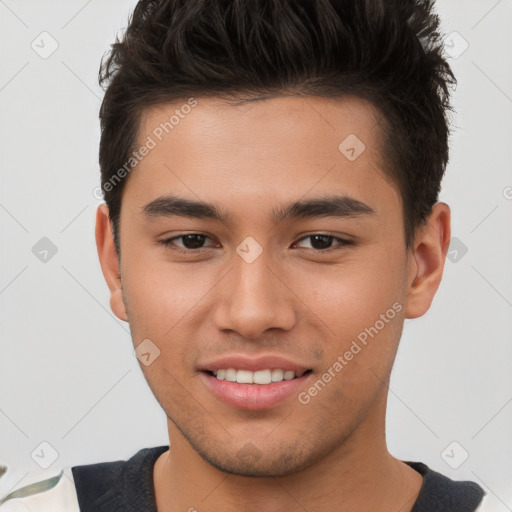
left=95, top=204, right=128, bottom=322
left=405, top=202, right=451, bottom=319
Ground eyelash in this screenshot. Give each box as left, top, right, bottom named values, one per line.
left=158, top=233, right=353, bottom=254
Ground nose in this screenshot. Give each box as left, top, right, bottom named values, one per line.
left=213, top=249, right=297, bottom=339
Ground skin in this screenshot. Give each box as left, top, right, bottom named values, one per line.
left=96, top=95, right=451, bottom=512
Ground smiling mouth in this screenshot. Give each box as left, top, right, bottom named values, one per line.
left=204, top=368, right=313, bottom=385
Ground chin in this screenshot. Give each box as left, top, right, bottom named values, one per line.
left=199, top=451, right=314, bottom=478
left=187, top=433, right=329, bottom=477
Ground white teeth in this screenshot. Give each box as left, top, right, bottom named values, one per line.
left=236, top=370, right=253, bottom=384
left=225, top=368, right=237, bottom=382
left=213, top=368, right=302, bottom=384
left=253, top=369, right=272, bottom=384
left=271, top=369, right=284, bottom=382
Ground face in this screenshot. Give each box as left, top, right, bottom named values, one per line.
left=97, top=95, right=447, bottom=477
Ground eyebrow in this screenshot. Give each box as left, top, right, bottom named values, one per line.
left=142, top=193, right=376, bottom=223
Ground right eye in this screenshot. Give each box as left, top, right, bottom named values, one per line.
left=159, top=233, right=219, bottom=252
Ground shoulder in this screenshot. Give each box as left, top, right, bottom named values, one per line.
left=0, top=446, right=168, bottom=512
left=71, top=445, right=167, bottom=510
left=0, top=468, right=80, bottom=511
left=405, top=461, right=487, bottom=512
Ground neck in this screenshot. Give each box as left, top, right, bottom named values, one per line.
left=153, top=394, right=423, bottom=512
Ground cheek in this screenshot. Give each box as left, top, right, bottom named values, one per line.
left=120, top=255, right=229, bottom=379
left=121, top=257, right=211, bottom=334
left=294, top=252, right=406, bottom=336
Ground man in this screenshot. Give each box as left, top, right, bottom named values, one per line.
left=0, top=0, right=487, bottom=510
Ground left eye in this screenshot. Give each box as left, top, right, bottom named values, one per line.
left=293, top=234, right=351, bottom=251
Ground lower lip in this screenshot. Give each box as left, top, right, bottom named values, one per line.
left=200, top=372, right=311, bottom=410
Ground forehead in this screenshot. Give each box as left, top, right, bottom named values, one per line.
left=123, top=95, right=399, bottom=221
left=139, top=94, right=383, bottom=161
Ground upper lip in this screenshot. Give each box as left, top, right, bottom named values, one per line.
left=198, top=355, right=311, bottom=374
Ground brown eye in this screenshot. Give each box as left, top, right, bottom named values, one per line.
left=294, top=234, right=352, bottom=251
left=178, top=234, right=208, bottom=249
left=160, top=233, right=217, bottom=251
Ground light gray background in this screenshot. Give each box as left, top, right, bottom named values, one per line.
left=0, top=0, right=511, bottom=509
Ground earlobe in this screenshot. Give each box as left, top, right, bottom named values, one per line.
left=404, top=202, right=451, bottom=319
left=95, top=204, right=128, bottom=322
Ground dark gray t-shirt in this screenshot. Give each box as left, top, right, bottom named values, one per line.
left=69, top=446, right=485, bottom=511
